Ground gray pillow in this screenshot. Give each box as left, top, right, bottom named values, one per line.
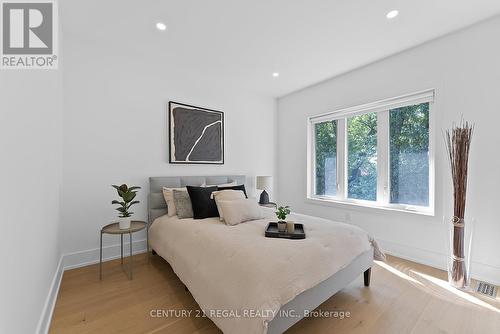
left=173, top=189, right=193, bottom=219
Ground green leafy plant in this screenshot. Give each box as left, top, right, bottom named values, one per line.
left=276, top=205, right=291, bottom=221
left=112, top=184, right=141, bottom=218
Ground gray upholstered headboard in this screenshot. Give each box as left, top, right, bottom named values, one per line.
left=148, top=175, right=246, bottom=224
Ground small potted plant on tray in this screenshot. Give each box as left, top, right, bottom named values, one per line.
left=276, top=205, right=291, bottom=232
left=112, top=184, right=141, bottom=229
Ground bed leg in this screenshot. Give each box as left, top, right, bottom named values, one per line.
left=151, top=249, right=157, bottom=256
left=364, top=268, right=371, bottom=287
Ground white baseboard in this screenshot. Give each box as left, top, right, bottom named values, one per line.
left=36, top=239, right=148, bottom=333
left=63, top=238, right=148, bottom=270
left=378, top=238, right=500, bottom=286
left=36, top=255, right=64, bottom=334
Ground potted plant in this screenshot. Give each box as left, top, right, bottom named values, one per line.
left=112, top=184, right=141, bottom=229
left=276, top=205, right=290, bottom=232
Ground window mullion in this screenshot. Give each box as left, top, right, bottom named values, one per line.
left=308, top=121, right=316, bottom=197
left=377, top=111, right=389, bottom=204
left=428, top=102, right=435, bottom=213
left=337, top=119, right=346, bottom=200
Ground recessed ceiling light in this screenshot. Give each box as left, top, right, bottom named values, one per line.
left=272, top=72, right=279, bottom=77
left=386, top=10, right=399, bottom=19
left=156, top=22, right=167, bottom=31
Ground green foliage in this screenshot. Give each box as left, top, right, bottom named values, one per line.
left=389, top=103, right=429, bottom=205
left=347, top=113, right=377, bottom=201
left=276, top=205, right=290, bottom=221
left=112, top=184, right=141, bottom=218
left=315, top=121, right=337, bottom=195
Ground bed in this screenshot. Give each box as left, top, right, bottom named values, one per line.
left=147, top=175, right=379, bottom=334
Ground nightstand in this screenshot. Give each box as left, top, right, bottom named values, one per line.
left=99, top=220, right=147, bottom=280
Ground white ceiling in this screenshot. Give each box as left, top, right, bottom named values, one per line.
left=61, top=0, right=500, bottom=98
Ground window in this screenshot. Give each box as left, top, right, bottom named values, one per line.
left=389, top=104, right=429, bottom=206
left=347, top=113, right=377, bottom=201
left=308, top=90, right=434, bottom=214
left=314, top=120, right=337, bottom=196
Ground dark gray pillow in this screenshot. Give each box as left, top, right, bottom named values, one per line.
left=217, top=184, right=248, bottom=198
left=172, top=190, right=193, bottom=219
left=186, top=186, right=219, bottom=219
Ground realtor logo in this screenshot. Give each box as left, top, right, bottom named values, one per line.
left=1, top=0, right=58, bottom=69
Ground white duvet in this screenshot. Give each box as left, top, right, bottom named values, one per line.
left=149, top=209, right=383, bottom=334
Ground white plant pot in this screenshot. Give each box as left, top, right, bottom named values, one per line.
left=277, top=221, right=287, bottom=232
left=119, top=217, right=131, bottom=229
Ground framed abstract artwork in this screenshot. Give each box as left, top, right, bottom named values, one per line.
left=168, top=101, right=224, bottom=164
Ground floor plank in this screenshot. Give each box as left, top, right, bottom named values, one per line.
left=49, top=254, right=500, bottom=334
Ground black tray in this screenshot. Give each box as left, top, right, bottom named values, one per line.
left=265, top=222, right=305, bottom=239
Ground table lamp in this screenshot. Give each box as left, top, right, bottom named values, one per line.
left=256, top=176, right=272, bottom=204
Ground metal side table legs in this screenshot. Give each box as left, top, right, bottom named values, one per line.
left=99, top=221, right=146, bottom=281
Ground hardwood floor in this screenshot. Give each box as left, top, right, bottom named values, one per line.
left=49, top=253, right=500, bottom=334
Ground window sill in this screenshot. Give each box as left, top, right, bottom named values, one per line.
left=305, top=196, right=435, bottom=217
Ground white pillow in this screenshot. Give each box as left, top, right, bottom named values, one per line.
left=211, top=190, right=246, bottom=221
left=162, top=187, right=186, bottom=217
left=217, top=199, right=264, bottom=226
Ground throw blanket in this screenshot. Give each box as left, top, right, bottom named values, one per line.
left=149, top=209, right=384, bottom=334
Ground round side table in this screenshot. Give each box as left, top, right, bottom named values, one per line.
left=259, top=202, right=277, bottom=209
left=99, top=220, right=147, bottom=280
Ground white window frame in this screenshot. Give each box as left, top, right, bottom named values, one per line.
left=307, top=89, right=435, bottom=216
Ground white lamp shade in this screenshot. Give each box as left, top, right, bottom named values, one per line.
left=256, top=176, right=272, bottom=190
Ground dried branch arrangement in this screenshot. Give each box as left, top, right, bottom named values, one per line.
left=444, top=120, right=474, bottom=288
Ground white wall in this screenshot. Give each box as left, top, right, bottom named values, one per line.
left=60, top=36, right=276, bottom=264
left=277, top=16, right=500, bottom=284
left=0, top=70, right=63, bottom=331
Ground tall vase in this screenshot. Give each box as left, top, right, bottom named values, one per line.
left=446, top=216, right=474, bottom=290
